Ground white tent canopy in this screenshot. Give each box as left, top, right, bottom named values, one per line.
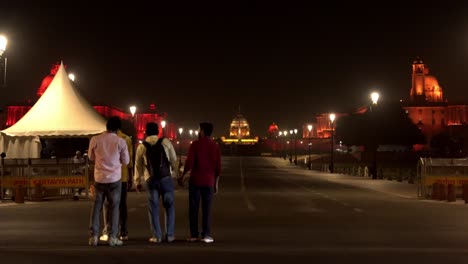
left=0, top=61, right=106, bottom=158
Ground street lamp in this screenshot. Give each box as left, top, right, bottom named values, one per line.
left=129, top=106, right=137, bottom=137
left=329, top=113, right=336, bottom=173
left=68, top=73, right=75, bottom=82
left=293, top=129, right=298, bottom=165
left=278, top=131, right=283, bottom=158
left=161, top=120, right=166, bottom=137
left=129, top=106, right=136, bottom=117
left=307, top=124, right=313, bottom=170
left=371, top=92, right=380, bottom=105
left=283, top=130, right=288, bottom=160
left=289, top=130, right=293, bottom=163
left=178, top=127, right=183, bottom=168
left=370, top=92, right=380, bottom=179
left=0, top=35, right=7, bottom=88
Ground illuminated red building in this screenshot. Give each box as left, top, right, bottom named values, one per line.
left=301, top=58, right=468, bottom=151
left=1, top=63, right=177, bottom=140
left=402, top=58, right=467, bottom=147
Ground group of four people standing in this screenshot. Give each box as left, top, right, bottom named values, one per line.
left=87, top=116, right=221, bottom=246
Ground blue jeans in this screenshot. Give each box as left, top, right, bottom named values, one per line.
left=102, top=181, right=128, bottom=237
left=89, top=180, right=121, bottom=238
left=189, top=183, right=213, bottom=238
left=146, top=177, right=175, bottom=240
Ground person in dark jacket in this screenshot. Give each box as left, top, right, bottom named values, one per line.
left=178, top=122, right=221, bottom=243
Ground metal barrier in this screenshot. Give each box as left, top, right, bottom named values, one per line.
left=418, top=158, right=468, bottom=199
left=0, top=157, right=90, bottom=201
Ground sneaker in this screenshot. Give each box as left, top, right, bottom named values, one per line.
left=99, top=234, right=108, bottom=241
left=186, top=237, right=198, bottom=242
left=120, top=235, right=129, bottom=241
left=108, top=237, right=123, bottom=246
left=149, top=237, right=162, bottom=243
left=88, top=236, right=98, bottom=246
left=166, top=236, right=175, bottom=243
left=201, top=237, right=214, bottom=243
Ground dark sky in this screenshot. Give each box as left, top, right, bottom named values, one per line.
left=1, top=2, right=468, bottom=137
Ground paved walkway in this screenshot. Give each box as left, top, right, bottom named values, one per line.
left=269, top=157, right=422, bottom=200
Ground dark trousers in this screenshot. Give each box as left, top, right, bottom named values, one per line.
left=189, top=183, right=214, bottom=238
left=119, top=182, right=128, bottom=236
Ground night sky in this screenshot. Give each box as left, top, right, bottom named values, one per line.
left=1, top=2, right=468, bottom=137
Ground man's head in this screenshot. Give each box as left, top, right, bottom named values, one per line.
left=106, top=116, right=122, bottom=132
left=146, top=122, right=159, bottom=136
left=199, top=122, right=214, bottom=137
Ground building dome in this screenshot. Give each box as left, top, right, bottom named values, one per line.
left=37, top=63, right=62, bottom=97
left=230, top=114, right=250, bottom=138
left=413, top=57, right=424, bottom=64
left=268, top=123, right=279, bottom=134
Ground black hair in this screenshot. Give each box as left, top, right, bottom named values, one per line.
left=200, top=122, right=213, bottom=137
left=106, top=116, right=122, bottom=132
left=146, top=122, right=159, bottom=136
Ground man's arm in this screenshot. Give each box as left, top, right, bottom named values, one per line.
left=178, top=143, right=195, bottom=186
left=164, top=138, right=178, bottom=177
left=88, top=137, right=96, bottom=161
left=214, top=145, right=221, bottom=194
left=119, top=138, right=130, bottom=166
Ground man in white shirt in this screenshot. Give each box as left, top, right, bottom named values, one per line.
left=88, top=116, right=129, bottom=246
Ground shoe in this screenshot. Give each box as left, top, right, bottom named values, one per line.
left=99, top=234, right=108, bottom=241
left=108, top=237, right=123, bottom=246
left=166, top=236, right=175, bottom=243
left=88, top=236, right=98, bottom=246
left=120, top=235, right=128, bottom=241
left=201, top=237, right=214, bottom=243
left=149, top=237, right=162, bottom=243
left=186, top=237, right=198, bottom=242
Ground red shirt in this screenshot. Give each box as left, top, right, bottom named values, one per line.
left=183, top=136, right=221, bottom=187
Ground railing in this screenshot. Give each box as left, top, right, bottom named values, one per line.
left=293, top=154, right=417, bottom=184
left=418, top=158, right=468, bottom=199
left=0, top=157, right=91, bottom=201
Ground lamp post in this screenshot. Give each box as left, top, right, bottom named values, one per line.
left=307, top=124, right=312, bottom=170
left=278, top=131, right=282, bottom=158
left=161, top=120, right=166, bottom=137
left=0, top=35, right=7, bottom=88
left=129, top=105, right=137, bottom=139
left=178, top=127, right=183, bottom=168
left=370, top=92, right=380, bottom=179
left=329, top=113, right=336, bottom=173
left=293, top=129, right=298, bottom=165
left=289, top=130, right=293, bottom=163
left=283, top=130, right=288, bottom=160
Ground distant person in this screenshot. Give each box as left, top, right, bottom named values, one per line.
left=88, top=116, right=129, bottom=247
left=134, top=122, right=178, bottom=243
left=178, top=122, right=221, bottom=243
left=72, top=150, right=86, bottom=199
left=100, top=129, right=133, bottom=241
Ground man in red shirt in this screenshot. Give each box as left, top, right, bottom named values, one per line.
left=178, top=122, right=221, bottom=243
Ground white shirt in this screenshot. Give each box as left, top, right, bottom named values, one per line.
left=88, top=131, right=130, bottom=183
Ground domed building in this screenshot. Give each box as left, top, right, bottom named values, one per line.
left=409, top=57, right=444, bottom=103
left=267, top=122, right=279, bottom=138
left=229, top=114, right=250, bottom=138
left=221, top=113, right=258, bottom=145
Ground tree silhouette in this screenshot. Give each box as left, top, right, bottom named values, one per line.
left=336, top=101, right=426, bottom=150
